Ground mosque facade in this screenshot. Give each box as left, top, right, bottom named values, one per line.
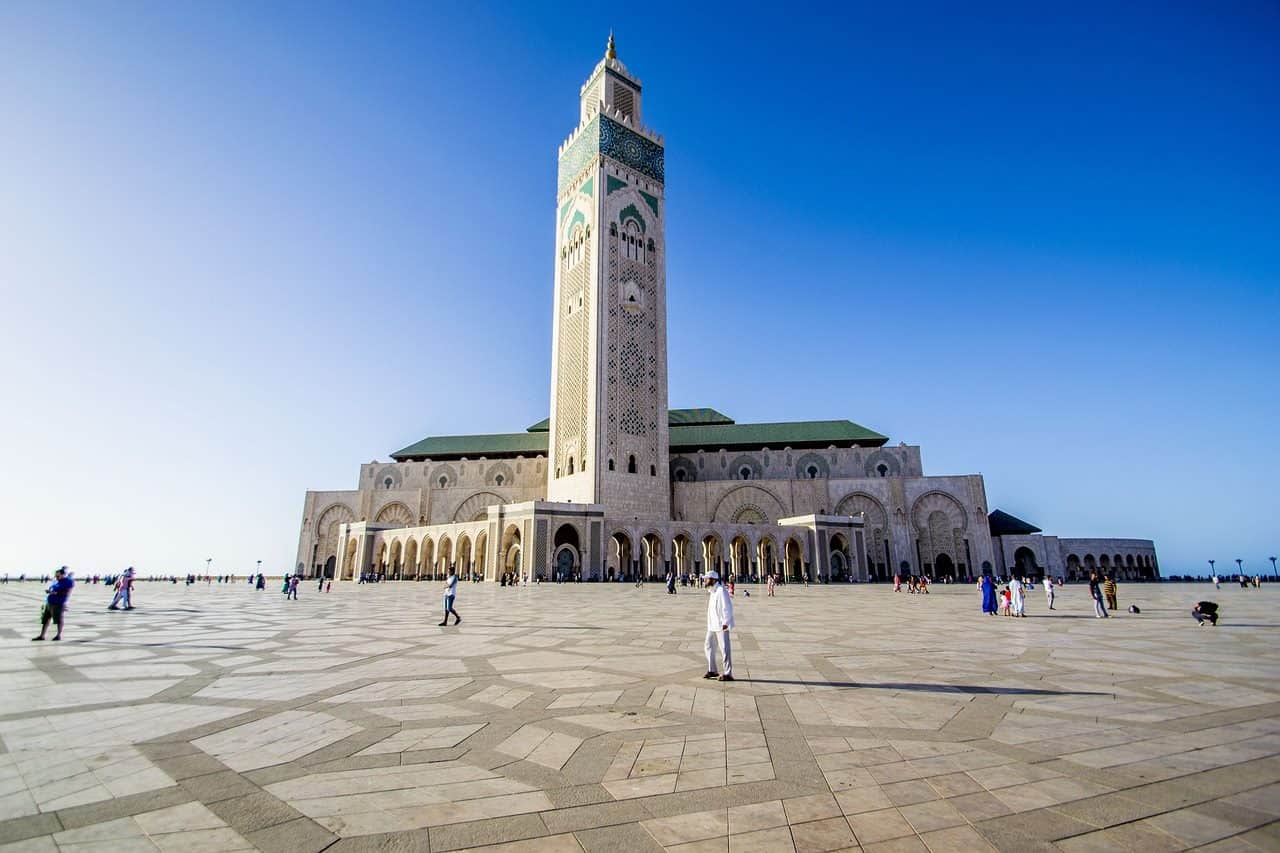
left=295, top=40, right=1158, bottom=586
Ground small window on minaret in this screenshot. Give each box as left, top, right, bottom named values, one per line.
left=627, top=455, right=637, bottom=474
left=567, top=458, right=575, bottom=475
left=613, top=85, right=635, bottom=120
left=608, top=458, right=615, bottom=471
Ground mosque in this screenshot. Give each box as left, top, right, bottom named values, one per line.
left=295, top=38, right=1158, bottom=586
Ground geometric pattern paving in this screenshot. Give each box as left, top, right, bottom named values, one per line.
left=0, top=580, right=1277, bottom=852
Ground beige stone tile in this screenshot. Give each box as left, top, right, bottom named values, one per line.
left=835, top=787, right=893, bottom=816
left=133, top=802, right=226, bottom=835
left=729, top=826, right=795, bottom=853
left=923, top=772, right=982, bottom=798
left=789, top=816, right=857, bottom=852
left=666, top=838, right=729, bottom=853
left=862, top=836, right=927, bottom=852
left=457, top=834, right=584, bottom=852
left=917, top=825, right=996, bottom=852
left=881, top=780, right=937, bottom=807
left=602, top=773, right=677, bottom=800
left=728, top=800, right=786, bottom=834
left=727, top=762, right=774, bottom=785
left=846, top=808, right=914, bottom=845
left=641, top=809, right=728, bottom=846
left=1141, top=808, right=1247, bottom=846
left=783, top=794, right=843, bottom=824
left=896, top=799, right=964, bottom=833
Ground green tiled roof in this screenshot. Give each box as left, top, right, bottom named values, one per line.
left=988, top=509, right=1043, bottom=537
left=668, top=407, right=733, bottom=426
left=392, top=432, right=548, bottom=461
left=669, top=420, right=886, bottom=452
left=396, top=413, right=886, bottom=461
left=526, top=408, right=734, bottom=433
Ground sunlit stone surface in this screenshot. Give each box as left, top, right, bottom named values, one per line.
left=1, top=580, right=1277, bottom=851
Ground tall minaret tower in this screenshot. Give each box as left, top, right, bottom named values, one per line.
left=547, top=35, right=670, bottom=520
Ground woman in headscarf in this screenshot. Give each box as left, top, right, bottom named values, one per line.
left=980, top=574, right=998, bottom=615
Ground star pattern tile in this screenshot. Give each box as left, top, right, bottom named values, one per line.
left=0, top=580, right=1277, bottom=852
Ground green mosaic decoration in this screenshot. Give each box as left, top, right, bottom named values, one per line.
left=564, top=209, right=585, bottom=239
left=619, top=204, right=646, bottom=233
left=639, top=190, right=659, bottom=218
left=558, top=115, right=664, bottom=195
left=607, top=175, right=628, bottom=195
left=559, top=198, right=574, bottom=225
left=580, top=176, right=593, bottom=198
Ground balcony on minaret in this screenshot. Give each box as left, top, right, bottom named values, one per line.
left=579, top=33, right=643, bottom=126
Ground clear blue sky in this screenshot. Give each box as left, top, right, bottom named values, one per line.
left=2, top=2, right=1276, bottom=577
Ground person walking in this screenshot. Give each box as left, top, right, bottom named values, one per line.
left=107, top=570, right=129, bottom=610
left=439, top=567, right=461, bottom=626
left=287, top=575, right=299, bottom=600
left=980, top=574, right=997, bottom=615
left=33, top=567, right=75, bottom=641
left=318, top=575, right=325, bottom=591
left=1043, top=575, right=1055, bottom=610
left=766, top=573, right=776, bottom=597
left=702, top=570, right=735, bottom=682
left=1088, top=572, right=1109, bottom=618
left=666, top=571, right=676, bottom=595
left=1212, top=574, right=1220, bottom=590
left=1103, top=575, right=1118, bottom=612
left=1010, top=576, right=1026, bottom=617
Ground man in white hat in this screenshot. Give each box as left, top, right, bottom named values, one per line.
left=703, top=570, right=735, bottom=682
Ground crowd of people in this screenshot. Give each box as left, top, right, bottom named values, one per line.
left=14, top=560, right=1260, bottom=645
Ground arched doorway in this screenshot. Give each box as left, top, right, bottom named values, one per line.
left=437, top=536, right=453, bottom=578
left=829, top=533, right=851, bottom=581
left=785, top=538, right=803, bottom=582
left=323, top=555, right=336, bottom=580
left=610, top=531, right=633, bottom=582
left=389, top=540, right=403, bottom=580
left=554, top=524, right=580, bottom=582
left=757, top=537, right=776, bottom=581
left=642, top=533, right=664, bottom=580
left=672, top=534, right=692, bottom=579
left=701, top=534, right=723, bottom=576
left=935, top=553, right=955, bottom=578
left=342, top=538, right=358, bottom=581
left=730, top=536, right=750, bottom=581
left=457, top=534, right=473, bottom=581
left=500, top=524, right=522, bottom=581
left=1013, top=546, right=1038, bottom=579
left=404, top=539, right=418, bottom=580
left=475, top=531, right=488, bottom=581
left=421, top=538, right=435, bottom=581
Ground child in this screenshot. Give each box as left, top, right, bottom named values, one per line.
left=1001, top=586, right=1012, bottom=616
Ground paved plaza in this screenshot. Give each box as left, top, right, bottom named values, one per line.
left=1, top=580, right=1278, bottom=852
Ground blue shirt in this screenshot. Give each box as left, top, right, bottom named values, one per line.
left=46, top=576, right=74, bottom=606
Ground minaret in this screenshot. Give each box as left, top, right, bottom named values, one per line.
left=547, top=36, right=670, bottom=520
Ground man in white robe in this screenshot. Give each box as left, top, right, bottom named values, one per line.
left=703, top=570, right=735, bottom=682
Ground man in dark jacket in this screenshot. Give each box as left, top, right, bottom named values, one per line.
left=1192, top=601, right=1219, bottom=626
